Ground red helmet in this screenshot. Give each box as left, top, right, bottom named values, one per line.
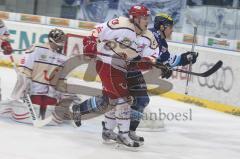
left=128, top=5, right=150, bottom=19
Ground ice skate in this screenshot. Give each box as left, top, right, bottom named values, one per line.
left=102, top=121, right=118, bottom=144
left=115, top=131, right=141, bottom=151
left=69, top=103, right=81, bottom=127
left=129, top=131, right=144, bottom=144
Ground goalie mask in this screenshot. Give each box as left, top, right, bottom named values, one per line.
left=48, top=28, right=66, bottom=53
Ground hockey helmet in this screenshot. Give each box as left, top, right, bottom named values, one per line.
left=48, top=28, right=66, bottom=53
left=128, top=5, right=150, bottom=19
left=154, top=13, right=173, bottom=31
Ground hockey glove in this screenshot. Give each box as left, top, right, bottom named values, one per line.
left=83, top=36, right=97, bottom=58
left=1, top=40, right=13, bottom=55
left=155, top=61, right=172, bottom=79
left=180, top=51, right=198, bottom=66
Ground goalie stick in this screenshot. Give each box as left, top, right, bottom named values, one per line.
left=22, top=91, right=52, bottom=127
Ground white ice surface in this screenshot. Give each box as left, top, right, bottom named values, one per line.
left=0, top=67, right=240, bottom=159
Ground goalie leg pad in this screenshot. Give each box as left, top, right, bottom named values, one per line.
left=30, top=95, right=57, bottom=119
left=53, top=98, right=74, bottom=122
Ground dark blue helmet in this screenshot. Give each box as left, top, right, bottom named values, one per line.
left=154, top=13, right=174, bottom=31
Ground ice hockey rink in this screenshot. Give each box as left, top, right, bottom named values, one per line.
left=0, top=67, right=240, bottom=159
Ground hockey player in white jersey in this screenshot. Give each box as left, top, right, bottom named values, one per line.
left=70, top=5, right=172, bottom=148
left=9, top=28, right=68, bottom=122
left=0, top=20, right=13, bottom=55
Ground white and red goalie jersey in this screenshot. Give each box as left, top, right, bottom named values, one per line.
left=84, top=16, right=159, bottom=72
left=17, top=43, right=68, bottom=100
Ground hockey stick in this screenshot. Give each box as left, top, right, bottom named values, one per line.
left=185, top=26, right=197, bottom=94
left=184, top=9, right=198, bottom=94
left=9, top=55, right=52, bottom=127
left=94, top=51, right=222, bottom=77
left=22, top=91, right=52, bottom=127
left=149, top=60, right=222, bottom=77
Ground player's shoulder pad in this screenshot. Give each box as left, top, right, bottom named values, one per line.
left=107, top=16, right=135, bottom=32
left=25, top=43, right=50, bottom=54
left=141, top=30, right=158, bottom=49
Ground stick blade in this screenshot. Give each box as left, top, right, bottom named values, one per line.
left=200, top=60, right=223, bottom=77
left=33, top=116, right=52, bottom=128
left=173, top=60, right=223, bottom=77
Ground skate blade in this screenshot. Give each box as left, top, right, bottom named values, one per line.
left=115, top=143, right=140, bottom=152
left=102, top=139, right=117, bottom=145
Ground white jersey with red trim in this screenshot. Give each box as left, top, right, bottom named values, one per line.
left=19, top=43, right=68, bottom=99
left=94, top=16, right=159, bottom=72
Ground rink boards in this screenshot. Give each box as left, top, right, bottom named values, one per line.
left=0, top=20, right=240, bottom=115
